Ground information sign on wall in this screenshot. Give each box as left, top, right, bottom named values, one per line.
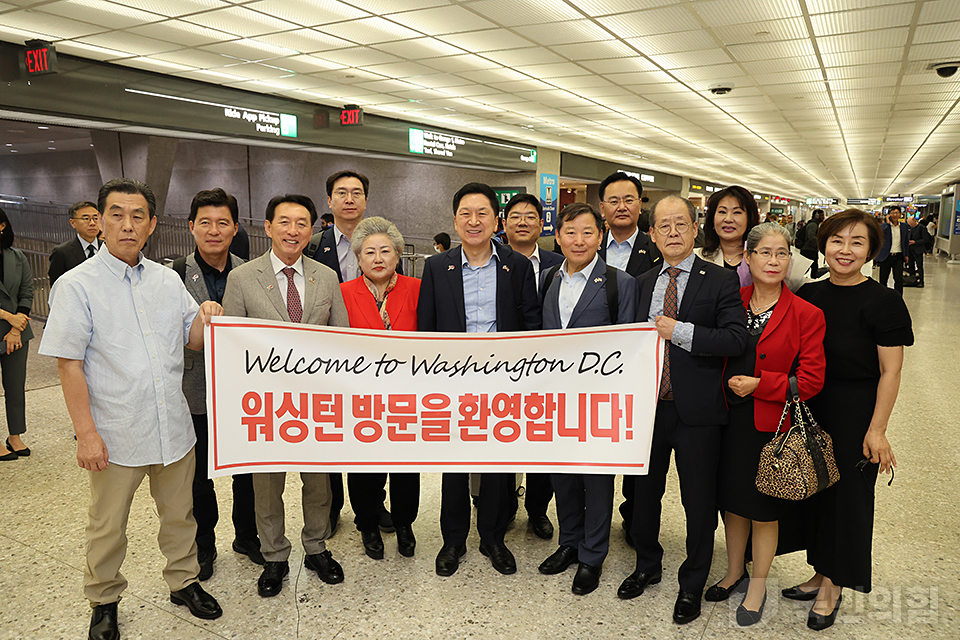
left=540, top=174, right=558, bottom=235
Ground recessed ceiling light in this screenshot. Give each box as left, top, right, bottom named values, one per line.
left=38, top=126, right=49, bottom=129
left=48, top=147, right=56, bottom=150
left=756, top=30, right=770, bottom=36
left=10, top=149, right=17, bottom=152
left=4, top=144, right=10, bottom=147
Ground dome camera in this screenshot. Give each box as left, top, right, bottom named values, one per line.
left=710, top=84, right=733, bottom=95
left=932, top=62, right=960, bottom=78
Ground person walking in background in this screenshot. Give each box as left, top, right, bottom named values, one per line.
left=906, top=215, right=932, bottom=287
left=876, top=206, right=909, bottom=294
left=799, top=209, right=824, bottom=278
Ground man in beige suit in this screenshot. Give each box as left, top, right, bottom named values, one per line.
left=223, top=194, right=349, bottom=598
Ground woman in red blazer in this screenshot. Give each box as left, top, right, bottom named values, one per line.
left=707, top=223, right=826, bottom=626
left=340, top=216, right=421, bottom=561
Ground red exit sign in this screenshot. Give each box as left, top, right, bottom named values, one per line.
left=23, top=41, right=58, bottom=76
left=340, top=106, right=363, bottom=126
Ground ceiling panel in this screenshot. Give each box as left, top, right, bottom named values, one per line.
left=245, top=0, right=370, bottom=27
left=512, top=20, right=614, bottom=46
left=598, top=6, right=702, bottom=38
left=693, top=0, right=803, bottom=27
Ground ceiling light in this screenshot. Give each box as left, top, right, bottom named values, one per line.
left=48, top=147, right=55, bottom=150
left=37, top=126, right=48, bottom=129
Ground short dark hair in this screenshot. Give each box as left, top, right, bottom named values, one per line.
left=0, top=207, right=14, bottom=250
left=326, top=170, right=369, bottom=198
left=98, top=178, right=156, bottom=218
left=637, top=210, right=651, bottom=233
left=504, top=193, right=543, bottom=219
left=817, top=209, right=883, bottom=260
left=888, top=206, right=902, bottom=215
left=452, top=182, right=499, bottom=217
left=68, top=201, right=98, bottom=219
left=320, top=213, right=334, bottom=225
left=557, top=202, right=603, bottom=233
left=702, top=185, right=761, bottom=257
left=189, top=188, right=239, bottom=223
left=433, top=232, right=451, bottom=250
left=599, top=172, right=643, bottom=202
left=811, top=209, right=825, bottom=223
left=265, top=194, right=318, bottom=225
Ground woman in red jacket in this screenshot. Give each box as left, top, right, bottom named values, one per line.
left=340, top=216, right=420, bottom=560
left=706, top=222, right=826, bottom=626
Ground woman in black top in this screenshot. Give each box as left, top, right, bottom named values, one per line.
left=785, top=209, right=913, bottom=631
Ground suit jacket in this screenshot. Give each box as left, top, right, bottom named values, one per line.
left=598, top=230, right=662, bottom=277
left=417, top=244, right=541, bottom=332
left=49, top=236, right=99, bottom=287
left=0, top=248, right=34, bottom=342
left=734, top=285, right=825, bottom=432
left=636, top=255, right=747, bottom=426
left=877, top=221, right=910, bottom=262
left=341, top=274, right=420, bottom=331
left=908, top=224, right=932, bottom=256
left=541, top=257, right=638, bottom=330
left=178, top=252, right=245, bottom=414
left=223, top=252, right=349, bottom=329
left=309, top=226, right=403, bottom=283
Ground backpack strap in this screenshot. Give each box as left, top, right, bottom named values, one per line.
left=305, top=232, right=323, bottom=259
left=172, top=256, right=187, bottom=282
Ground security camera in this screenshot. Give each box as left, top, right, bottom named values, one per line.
left=931, top=62, right=960, bottom=78
left=710, top=85, right=733, bottom=95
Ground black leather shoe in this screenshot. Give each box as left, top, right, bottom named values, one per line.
left=89, top=602, right=119, bottom=640
left=571, top=562, right=601, bottom=595
left=305, top=550, right=344, bottom=584
left=378, top=503, right=395, bottom=533
left=257, top=561, right=289, bottom=597
left=673, top=590, right=702, bottom=625
left=529, top=514, right=554, bottom=540
left=737, top=590, right=767, bottom=627
left=782, top=584, right=819, bottom=600
left=197, top=547, right=217, bottom=581
left=395, top=524, right=416, bottom=557
left=232, top=537, right=265, bottom=566
left=808, top=594, right=842, bottom=631
left=5, top=438, right=29, bottom=457
left=360, top=528, right=384, bottom=560
left=538, top=545, right=578, bottom=575
left=479, top=542, right=517, bottom=575
left=705, top=571, right=748, bottom=601
left=617, top=570, right=662, bottom=600
left=170, top=582, right=223, bottom=619
left=435, top=544, right=466, bottom=576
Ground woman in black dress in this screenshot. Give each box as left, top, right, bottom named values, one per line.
left=786, top=209, right=913, bottom=630
left=709, top=223, right=826, bottom=626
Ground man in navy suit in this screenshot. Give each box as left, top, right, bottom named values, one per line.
left=597, top=172, right=662, bottom=277
left=618, top=196, right=746, bottom=625
left=877, top=205, right=910, bottom=294
left=503, top=192, right=562, bottom=541
left=48, top=200, right=102, bottom=287
left=418, top=182, right=541, bottom=578
left=537, top=203, right=638, bottom=596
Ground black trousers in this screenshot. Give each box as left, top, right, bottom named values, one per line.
left=0, top=342, right=28, bottom=437
left=553, top=473, right=614, bottom=567
left=907, top=251, right=925, bottom=284
left=878, top=253, right=905, bottom=294
left=440, top=472, right=514, bottom=547
left=630, top=401, right=721, bottom=595
left=524, top=473, right=553, bottom=517
left=348, top=473, right=419, bottom=531
left=192, top=413, right=258, bottom=550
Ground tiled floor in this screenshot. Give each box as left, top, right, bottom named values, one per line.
left=1, top=258, right=958, bottom=640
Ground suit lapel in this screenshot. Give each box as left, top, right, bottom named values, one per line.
left=183, top=255, right=210, bottom=303
left=255, top=254, right=290, bottom=321
left=569, top=259, right=605, bottom=326
left=70, top=237, right=87, bottom=265
left=677, top=257, right=707, bottom=319
left=638, top=270, right=658, bottom=320
left=544, top=267, right=563, bottom=329
left=445, top=248, right=466, bottom=330
left=758, top=285, right=791, bottom=344
left=495, top=247, right=513, bottom=329
left=0, top=251, right=12, bottom=299
left=320, top=229, right=342, bottom=282
left=301, top=259, right=321, bottom=324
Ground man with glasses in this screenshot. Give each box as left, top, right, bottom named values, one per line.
left=49, top=200, right=102, bottom=287
left=597, top=172, right=661, bottom=277
left=618, top=196, right=746, bottom=625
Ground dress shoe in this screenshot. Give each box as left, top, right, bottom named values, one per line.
left=0, top=449, right=16, bottom=461
left=435, top=544, right=466, bottom=576
left=395, top=524, right=416, bottom=557
left=705, top=571, right=748, bottom=601
left=305, top=550, right=344, bottom=584
left=529, top=514, right=554, bottom=539
left=257, top=561, right=289, bottom=597
left=673, top=590, right=702, bottom=625
left=197, top=547, right=217, bottom=581
left=232, top=537, right=265, bottom=566
left=479, top=542, right=517, bottom=575
left=538, top=545, right=578, bottom=575
left=736, top=590, right=767, bottom=626
left=808, top=594, right=843, bottom=631
left=378, top=503, right=395, bottom=533
left=169, top=582, right=223, bottom=619
left=360, top=528, right=384, bottom=560
left=781, top=584, right=819, bottom=601
left=88, top=602, right=119, bottom=640
left=5, top=438, right=29, bottom=457
left=617, top=570, right=662, bottom=600
left=571, top=562, right=602, bottom=595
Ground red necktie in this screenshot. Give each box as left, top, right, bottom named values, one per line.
left=658, top=267, right=681, bottom=399
left=282, top=267, right=302, bottom=323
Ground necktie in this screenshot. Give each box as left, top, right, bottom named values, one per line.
left=86, top=245, right=96, bottom=259
left=282, top=267, right=302, bottom=323
left=658, top=267, right=681, bottom=399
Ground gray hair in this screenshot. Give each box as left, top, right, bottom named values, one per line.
left=746, top=221, right=792, bottom=253
left=652, top=195, right=697, bottom=226
left=351, top=216, right=404, bottom=257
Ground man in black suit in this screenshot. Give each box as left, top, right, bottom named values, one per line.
left=502, top=192, right=561, bottom=541
left=597, top=172, right=662, bottom=277
left=877, top=205, right=910, bottom=294
left=48, top=200, right=101, bottom=287
left=418, top=182, right=541, bottom=577
left=906, top=215, right=932, bottom=287
left=618, top=195, right=746, bottom=625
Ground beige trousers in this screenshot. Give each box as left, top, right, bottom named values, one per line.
left=84, top=448, right=200, bottom=605
left=253, top=472, right=332, bottom=562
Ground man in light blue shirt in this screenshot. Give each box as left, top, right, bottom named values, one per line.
left=40, top=178, right=224, bottom=640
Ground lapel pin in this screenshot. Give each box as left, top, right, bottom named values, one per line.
left=191, top=273, right=199, bottom=282
left=309, top=277, right=316, bottom=283
left=267, top=284, right=274, bottom=291
left=699, top=270, right=706, bottom=275
left=594, top=277, right=603, bottom=283
left=503, top=265, right=510, bottom=272
left=324, top=247, right=331, bottom=252
left=639, top=249, right=647, bottom=254
left=447, top=265, right=456, bottom=271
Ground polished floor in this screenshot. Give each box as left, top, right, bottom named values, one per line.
left=1, top=257, right=957, bottom=640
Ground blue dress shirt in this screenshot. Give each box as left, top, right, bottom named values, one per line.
left=647, top=254, right=696, bottom=352
left=462, top=244, right=498, bottom=333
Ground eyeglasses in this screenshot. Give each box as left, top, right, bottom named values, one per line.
left=751, top=248, right=791, bottom=260
left=73, top=215, right=98, bottom=223
left=603, top=196, right=638, bottom=207
left=507, top=213, right=539, bottom=223
left=332, top=188, right=365, bottom=200
left=654, top=221, right=691, bottom=236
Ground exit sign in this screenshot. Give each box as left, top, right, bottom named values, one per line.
left=340, top=106, right=363, bottom=126
left=23, top=41, right=57, bottom=76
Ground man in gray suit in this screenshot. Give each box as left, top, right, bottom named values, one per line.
left=223, top=194, right=349, bottom=598
left=536, top=202, right=638, bottom=596
left=173, top=188, right=261, bottom=582
left=48, top=200, right=102, bottom=287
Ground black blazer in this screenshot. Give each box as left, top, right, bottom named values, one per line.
left=598, top=230, right=662, bottom=277
left=541, top=257, right=638, bottom=330
left=537, top=246, right=563, bottom=276
left=49, top=236, right=98, bottom=287
left=418, top=244, right=541, bottom=332
left=308, top=226, right=402, bottom=283
left=636, top=256, right=746, bottom=426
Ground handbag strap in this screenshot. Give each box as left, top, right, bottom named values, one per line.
left=788, top=375, right=800, bottom=402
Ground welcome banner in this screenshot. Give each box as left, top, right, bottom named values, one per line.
left=206, top=317, right=663, bottom=477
